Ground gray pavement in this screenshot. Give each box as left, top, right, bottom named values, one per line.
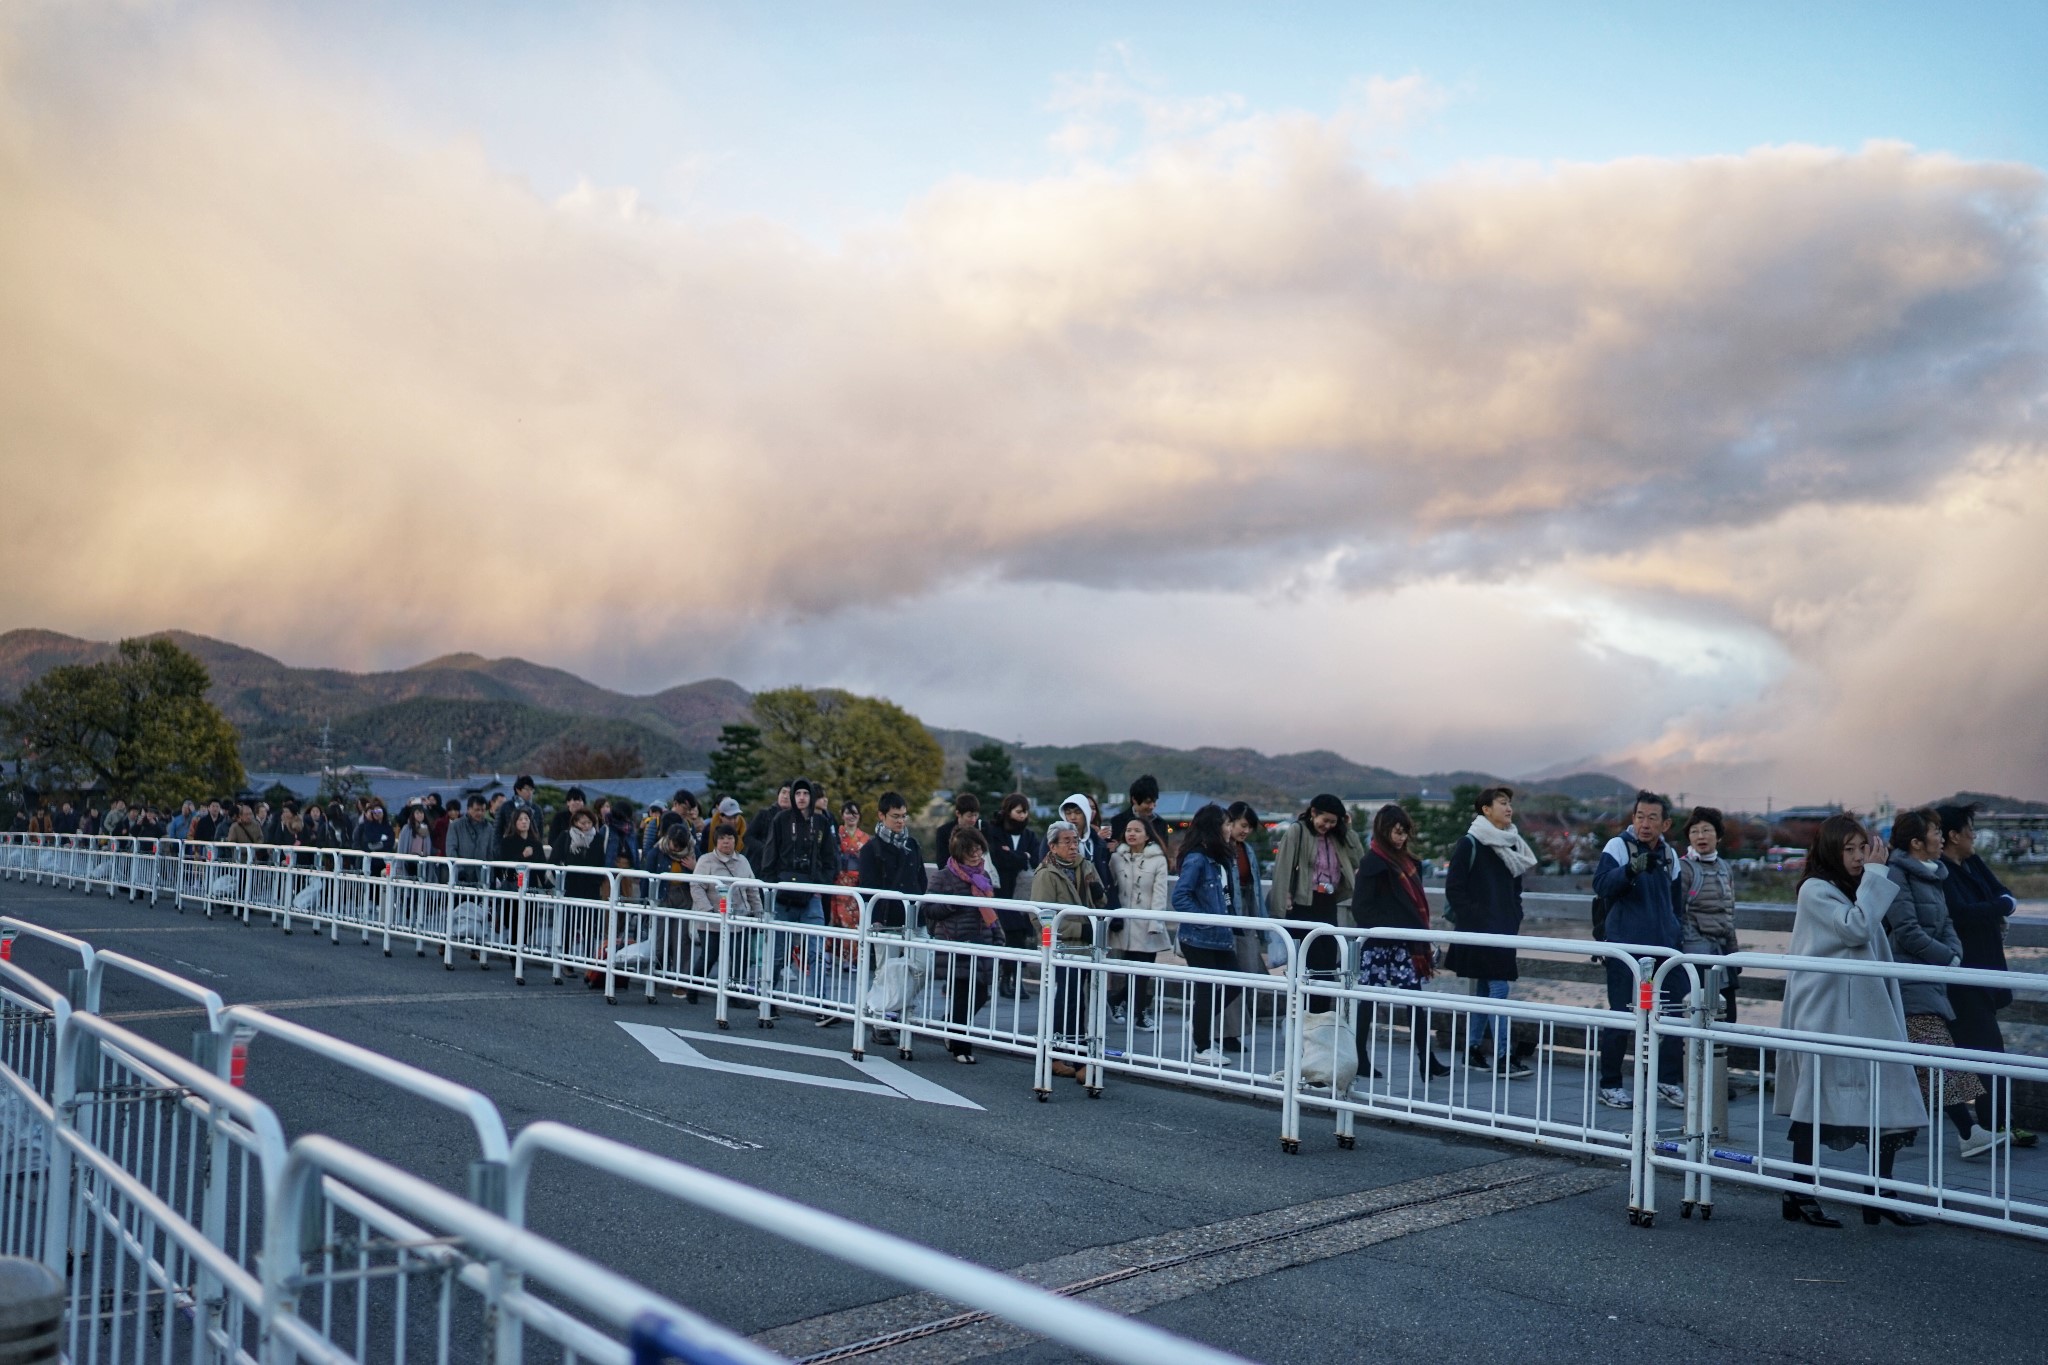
left=5, top=878, right=2046, bottom=1364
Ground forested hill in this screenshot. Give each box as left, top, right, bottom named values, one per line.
left=0, top=629, right=749, bottom=773
left=0, top=627, right=1641, bottom=800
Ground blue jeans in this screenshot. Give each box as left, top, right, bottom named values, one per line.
left=771, top=894, right=826, bottom=997
left=1469, top=978, right=1512, bottom=1058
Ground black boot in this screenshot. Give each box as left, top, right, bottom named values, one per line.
left=1782, top=1193, right=1842, bottom=1228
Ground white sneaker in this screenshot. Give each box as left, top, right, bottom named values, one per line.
left=1109, top=1004, right=1128, bottom=1024
left=1192, top=1047, right=1230, bottom=1067
left=1597, top=1086, right=1634, bottom=1110
left=1960, top=1126, right=2009, bottom=1160
left=1657, top=1083, right=1686, bottom=1108
left=1137, top=1012, right=1157, bottom=1031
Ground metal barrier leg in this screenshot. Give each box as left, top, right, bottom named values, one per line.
left=1033, top=927, right=1054, bottom=1102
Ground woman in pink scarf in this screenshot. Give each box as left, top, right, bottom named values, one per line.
left=925, top=827, right=1004, bottom=1062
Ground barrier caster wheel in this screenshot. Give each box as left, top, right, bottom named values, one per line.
left=1337, top=1135, right=1356, bottom=1150
left=1628, top=1210, right=1641, bottom=1226
left=898, top=1048, right=913, bottom=1060
left=605, top=995, right=617, bottom=1007
left=852, top=1050, right=864, bottom=1061
left=1281, top=1139, right=1300, bottom=1155
left=1699, top=1206, right=1713, bottom=1221
left=515, top=976, right=526, bottom=987
left=444, top=962, right=454, bottom=971
left=383, top=948, right=392, bottom=957
left=758, top=1019, right=775, bottom=1030
left=717, top=1019, right=731, bottom=1030
left=1034, top=1089, right=1050, bottom=1102
left=1640, top=1213, right=1655, bottom=1228
left=1087, top=1087, right=1102, bottom=1099
left=1680, top=1202, right=1694, bottom=1220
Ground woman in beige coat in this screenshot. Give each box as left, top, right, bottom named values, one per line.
left=1109, top=820, right=1173, bottom=1030
left=1268, top=794, right=1365, bottom=976
left=1775, top=814, right=1930, bottom=1228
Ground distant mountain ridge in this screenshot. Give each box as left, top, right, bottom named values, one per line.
left=0, top=628, right=749, bottom=775
left=0, top=627, right=1638, bottom=801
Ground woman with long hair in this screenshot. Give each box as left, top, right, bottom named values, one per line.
left=1270, top=794, right=1364, bottom=975
left=1350, top=803, right=1449, bottom=1078
left=987, top=792, right=1044, bottom=995
left=1171, top=803, right=1246, bottom=1067
left=1776, top=813, right=1929, bottom=1228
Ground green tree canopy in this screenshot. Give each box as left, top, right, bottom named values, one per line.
left=705, top=722, right=769, bottom=809
left=752, top=687, right=943, bottom=822
left=1, top=637, right=244, bottom=808
left=1412, top=783, right=1482, bottom=860
left=963, top=742, right=1016, bottom=808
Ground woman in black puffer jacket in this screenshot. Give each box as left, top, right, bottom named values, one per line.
left=924, top=827, right=1004, bottom=1063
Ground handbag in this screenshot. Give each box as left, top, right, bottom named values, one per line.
left=1297, top=1010, right=1359, bottom=1091
left=867, top=952, right=929, bottom=1015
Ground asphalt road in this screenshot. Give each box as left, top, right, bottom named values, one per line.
left=5, top=878, right=2045, bottom=1364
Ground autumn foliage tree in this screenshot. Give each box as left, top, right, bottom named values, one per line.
left=531, top=737, right=645, bottom=779
left=1, top=637, right=244, bottom=807
left=751, top=687, right=943, bottom=820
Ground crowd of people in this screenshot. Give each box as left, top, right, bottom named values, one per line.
left=9, top=774, right=2036, bottom=1183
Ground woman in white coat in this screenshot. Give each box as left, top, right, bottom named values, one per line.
left=1109, top=820, right=1173, bottom=1031
left=1775, top=814, right=1930, bottom=1228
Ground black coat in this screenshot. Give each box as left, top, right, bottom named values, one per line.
left=857, top=835, right=928, bottom=928
left=1943, top=853, right=2016, bottom=1006
left=987, top=822, right=1044, bottom=902
left=758, top=808, right=839, bottom=910
left=1352, top=847, right=1430, bottom=945
left=1442, top=834, right=1523, bottom=982
left=550, top=830, right=610, bottom=902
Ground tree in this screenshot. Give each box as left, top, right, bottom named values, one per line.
left=964, top=743, right=1016, bottom=807
left=1023, top=761, right=1109, bottom=811
left=1, top=637, right=243, bottom=809
left=705, top=723, right=769, bottom=809
left=1054, top=762, right=1108, bottom=808
left=532, top=737, right=644, bottom=779
left=752, top=687, right=943, bottom=821
left=1412, top=784, right=1482, bottom=861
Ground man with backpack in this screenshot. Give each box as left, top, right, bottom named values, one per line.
left=1591, top=791, right=1688, bottom=1110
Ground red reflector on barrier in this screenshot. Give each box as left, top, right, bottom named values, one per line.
left=229, top=1042, right=248, bottom=1087
left=1638, top=981, right=1654, bottom=1011
left=0, top=935, right=13, bottom=962
left=1040, top=925, right=1052, bottom=948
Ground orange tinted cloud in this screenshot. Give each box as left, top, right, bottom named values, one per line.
left=1, top=7, right=2043, bottom=801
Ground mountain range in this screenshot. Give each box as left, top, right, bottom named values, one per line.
left=0, top=627, right=1641, bottom=805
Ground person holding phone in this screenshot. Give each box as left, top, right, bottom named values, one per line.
left=1775, top=814, right=1930, bottom=1228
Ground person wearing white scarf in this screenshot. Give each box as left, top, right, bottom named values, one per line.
left=1466, top=812, right=1539, bottom=877
left=1444, top=786, right=1534, bottom=1078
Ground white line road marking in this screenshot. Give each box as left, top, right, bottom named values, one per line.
left=172, top=958, right=227, bottom=979
left=617, top=1024, right=985, bottom=1111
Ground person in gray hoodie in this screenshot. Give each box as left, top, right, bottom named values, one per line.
left=1885, top=808, right=2003, bottom=1160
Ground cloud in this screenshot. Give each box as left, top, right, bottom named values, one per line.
left=1, top=6, right=2044, bottom=803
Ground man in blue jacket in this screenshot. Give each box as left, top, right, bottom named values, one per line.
left=1592, top=791, right=1687, bottom=1110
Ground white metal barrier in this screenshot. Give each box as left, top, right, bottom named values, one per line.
left=8, top=829, right=2048, bottom=1244
left=0, top=914, right=1250, bottom=1363
left=1644, top=951, right=2048, bottom=1236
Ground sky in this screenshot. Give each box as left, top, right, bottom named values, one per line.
left=2, top=1, right=2045, bottom=809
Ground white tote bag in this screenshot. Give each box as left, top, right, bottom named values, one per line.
left=1297, top=1010, right=1359, bottom=1091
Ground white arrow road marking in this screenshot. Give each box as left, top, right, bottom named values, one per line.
left=617, top=1024, right=985, bottom=1111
